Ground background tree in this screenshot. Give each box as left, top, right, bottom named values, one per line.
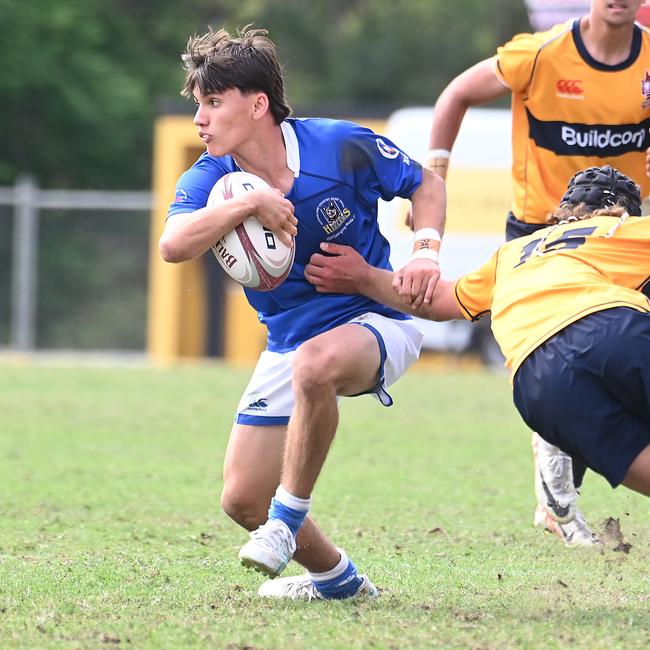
left=0, top=0, right=529, bottom=189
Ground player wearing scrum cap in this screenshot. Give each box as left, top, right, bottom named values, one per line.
left=307, top=165, right=650, bottom=506
left=422, top=0, right=650, bottom=545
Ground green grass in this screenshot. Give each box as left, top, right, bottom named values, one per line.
left=0, top=360, right=649, bottom=649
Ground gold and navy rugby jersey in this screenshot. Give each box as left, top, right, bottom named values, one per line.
left=454, top=215, right=650, bottom=378
left=494, top=19, right=650, bottom=224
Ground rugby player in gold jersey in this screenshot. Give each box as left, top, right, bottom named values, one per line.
left=307, top=166, right=650, bottom=532
left=421, top=0, right=650, bottom=545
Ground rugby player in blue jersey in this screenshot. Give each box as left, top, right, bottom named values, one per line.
left=159, top=26, right=446, bottom=601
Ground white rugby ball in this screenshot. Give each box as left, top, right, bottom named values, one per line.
left=207, top=171, right=295, bottom=291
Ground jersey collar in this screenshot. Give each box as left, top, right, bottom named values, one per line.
left=280, top=121, right=300, bottom=178
left=572, top=19, right=642, bottom=72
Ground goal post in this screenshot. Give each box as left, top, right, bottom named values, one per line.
left=147, top=115, right=212, bottom=363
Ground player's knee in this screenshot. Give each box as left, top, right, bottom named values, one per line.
left=220, top=484, right=267, bottom=531
left=292, top=343, right=337, bottom=395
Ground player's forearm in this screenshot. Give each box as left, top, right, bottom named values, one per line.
left=361, top=267, right=460, bottom=322
left=159, top=197, right=254, bottom=263
left=426, top=86, right=471, bottom=181
left=357, top=266, right=405, bottom=309
left=426, top=58, right=509, bottom=178
left=428, top=86, right=471, bottom=153
left=410, top=169, right=446, bottom=242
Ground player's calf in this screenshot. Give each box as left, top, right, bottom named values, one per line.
left=532, top=433, right=600, bottom=546
left=532, top=432, right=577, bottom=523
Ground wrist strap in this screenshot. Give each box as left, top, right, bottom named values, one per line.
left=414, top=227, right=442, bottom=243
left=425, top=149, right=451, bottom=161
left=411, top=248, right=440, bottom=263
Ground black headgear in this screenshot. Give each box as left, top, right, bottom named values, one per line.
left=559, top=165, right=642, bottom=216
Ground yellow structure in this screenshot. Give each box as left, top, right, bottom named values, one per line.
left=147, top=115, right=209, bottom=363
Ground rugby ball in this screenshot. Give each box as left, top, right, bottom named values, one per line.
left=207, top=172, right=295, bottom=291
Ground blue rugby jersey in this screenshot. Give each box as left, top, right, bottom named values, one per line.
left=168, top=118, right=423, bottom=352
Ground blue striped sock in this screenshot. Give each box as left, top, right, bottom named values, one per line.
left=311, top=557, right=364, bottom=600
left=268, top=498, right=308, bottom=537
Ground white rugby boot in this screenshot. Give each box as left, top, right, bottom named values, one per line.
left=257, top=573, right=378, bottom=601
left=532, top=432, right=600, bottom=547
left=239, top=519, right=296, bottom=578
left=534, top=505, right=600, bottom=547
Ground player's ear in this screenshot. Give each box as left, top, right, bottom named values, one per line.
left=251, top=92, right=270, bottom=120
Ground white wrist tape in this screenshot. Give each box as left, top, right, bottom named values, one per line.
left=411, top=248, right=440, bottom=263
left=425, top=149, right=451, bottom=161
left=413, top=227, right=442, bottom=243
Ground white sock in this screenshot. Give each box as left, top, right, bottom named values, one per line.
left=275, top=484, right=311, bottom=512
left=308, top=547, right=348, bottom=583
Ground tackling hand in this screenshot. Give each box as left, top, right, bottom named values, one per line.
left=305, top=243, right=368, bottom=294
left=393, top=258, right=440, bottom=309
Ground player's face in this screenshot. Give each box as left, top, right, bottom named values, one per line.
left=192, top=88, right=258, bottom=157
left=591, top=0, right=645, bottom=26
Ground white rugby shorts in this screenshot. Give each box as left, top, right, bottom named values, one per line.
left=235, top=312, right=423, bottom=426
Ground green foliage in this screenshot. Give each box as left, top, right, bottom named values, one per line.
left=0, top=0, right=530, bottom=188
left=223, top=0, right=529, bottom=105
left=1, top=364, right=649, bottom=648
left=0, top=0, right=215, bottom=188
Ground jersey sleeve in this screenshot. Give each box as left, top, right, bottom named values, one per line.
left=494, top=20, right=572, bottom=94
left=167, top=156, right=230, bottom=219
left=454, top=250, right=499, bottom=321
left=494, top=32, right=542, bottom=94
left=339, top=124, right=422, bottom=203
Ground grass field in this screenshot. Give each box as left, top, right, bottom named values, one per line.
left=1, top=360, right=649, bottom=649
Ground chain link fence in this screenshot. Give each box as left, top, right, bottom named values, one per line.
left=0, top=177, right=152, bottom=352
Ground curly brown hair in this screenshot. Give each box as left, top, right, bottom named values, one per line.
left=546, top=202, right=629, bottom=225
left=181, top=26, right=292, bottom=124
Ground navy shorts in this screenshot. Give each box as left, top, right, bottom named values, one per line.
left=513, top=308, right=650, bottom=487
left=505, top=212, right=548, bottom=242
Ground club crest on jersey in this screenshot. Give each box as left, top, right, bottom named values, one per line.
left=316, top=197, right=354, bottom=236
left=175, top=188, right=189, bottom=203
left=642, top=71, right=650, bottom=109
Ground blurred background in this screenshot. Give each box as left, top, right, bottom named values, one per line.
left=1, top=0, right=644, bottom=363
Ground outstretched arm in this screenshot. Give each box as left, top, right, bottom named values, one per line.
left=305, top=242, right=462, bottom=321
left=425, top=58, right=509, bottom=180
left=405, top=58, right=509, bottom=230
